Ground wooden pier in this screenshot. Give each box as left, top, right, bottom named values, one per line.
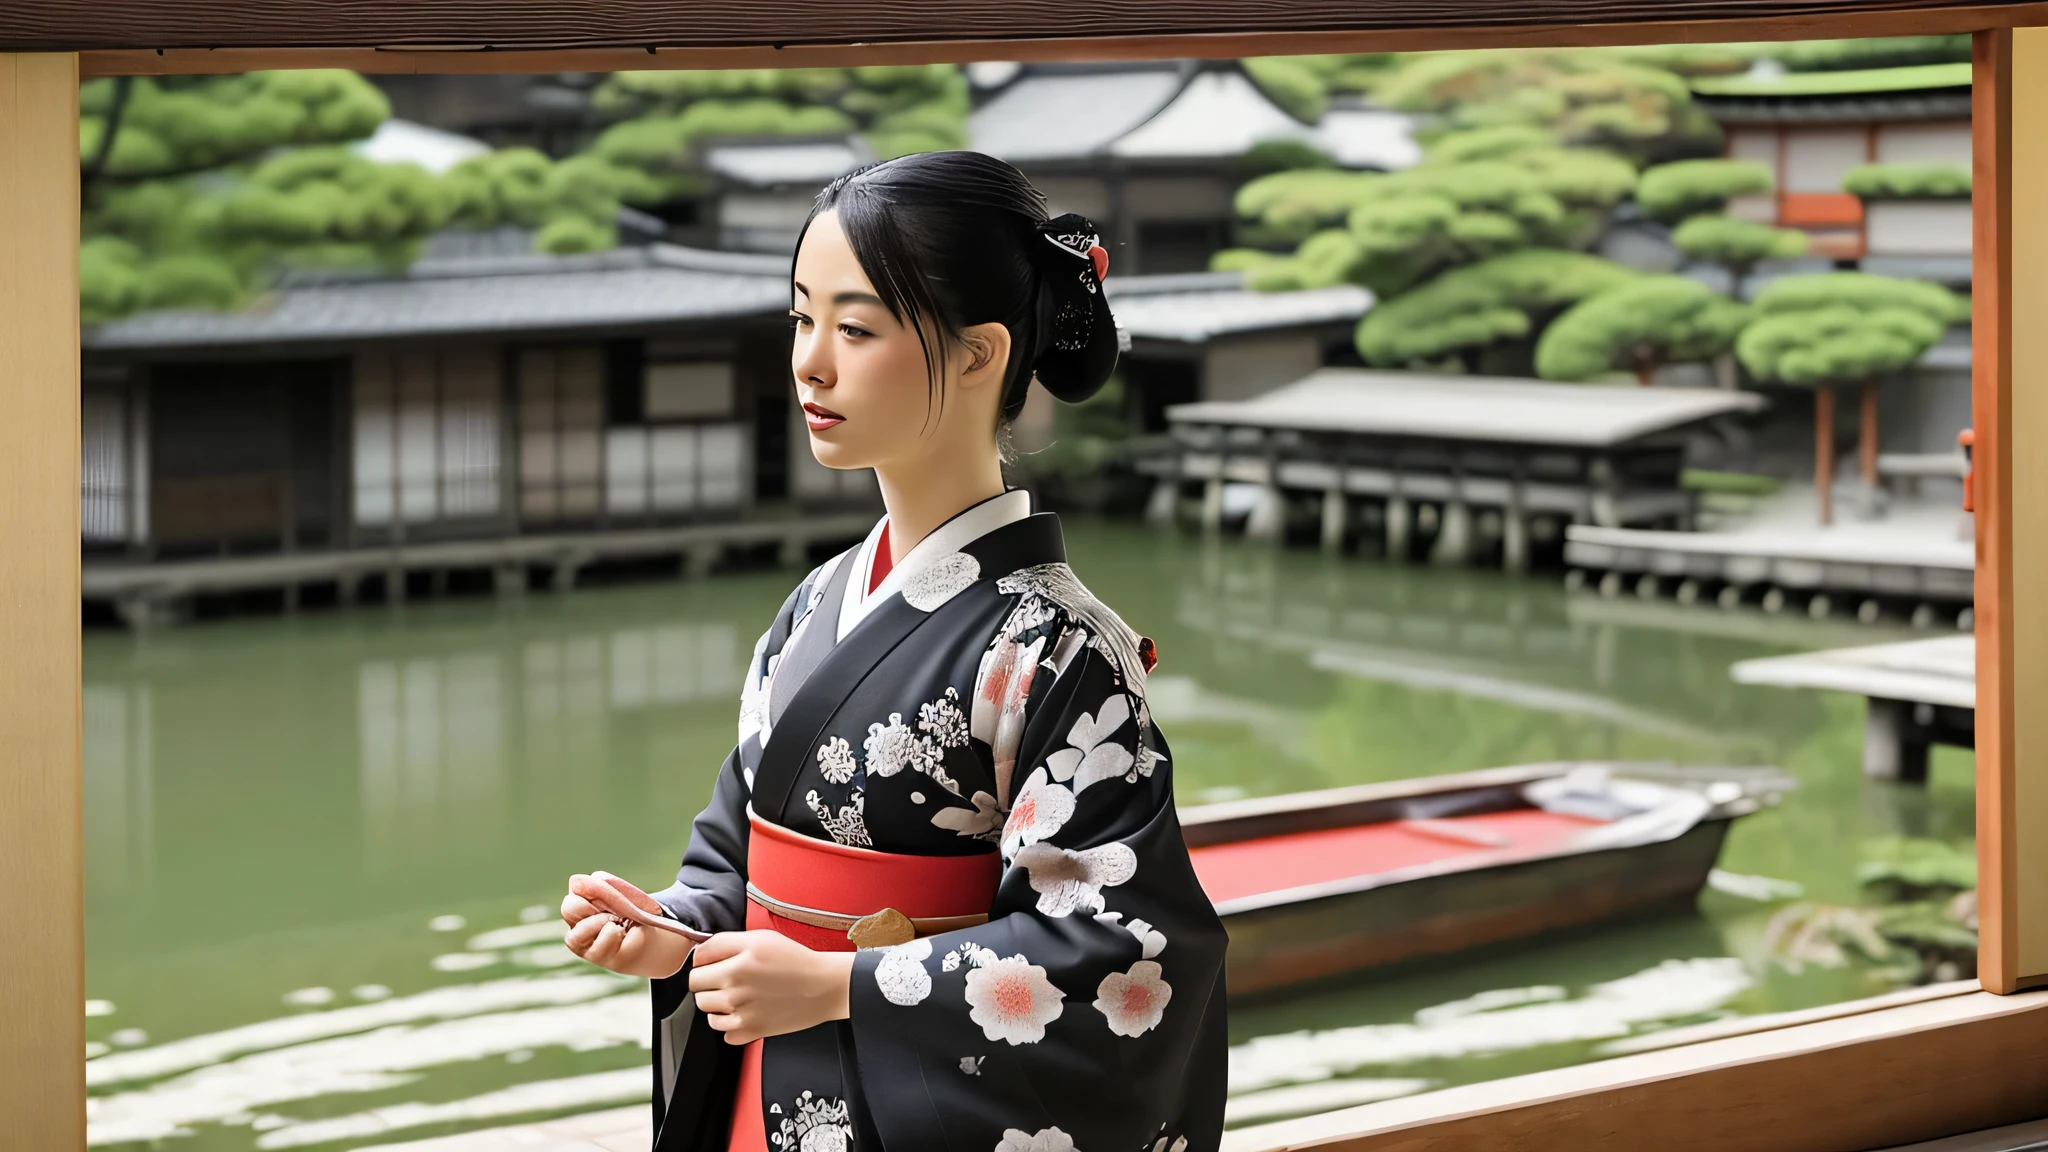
left=1732, top=635, right=1975, bottom=782
left=1153, top=369, right=1763, bottom=570
left=1566, top=523, right=1974, bottom=623
left=83, top=510, right=875, bottom=628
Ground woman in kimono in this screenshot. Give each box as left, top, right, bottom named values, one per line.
left=561, top=151, right=1227, bottom=1152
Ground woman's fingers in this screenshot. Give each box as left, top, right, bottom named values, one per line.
left=567, top=873, right=638, bottom=919
left=688, top=933, right=766, bottom=995
left=564, top=912, right=610, bottom=957
left=584, top=918, right=628, bottom=967
left=560, top=891, right=600, bottom=927
left=690, top=931, right=747, bottom=968
left=590, top=870, right=664, bottom=916
left=700, top=1010, right=756, bottom=1044
left=693, top=988, right=742, bottom=1016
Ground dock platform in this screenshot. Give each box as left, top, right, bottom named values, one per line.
left=1732, top=635, right=1975, bottom=781
left=83, top=510, right=875, bottom=628
left=1564, top=484, right=1975, bottom=626
left=1155, top=369, right=1762, bottom=570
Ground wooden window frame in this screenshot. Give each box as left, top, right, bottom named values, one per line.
left=5, top=10, right=2048, bottom=1149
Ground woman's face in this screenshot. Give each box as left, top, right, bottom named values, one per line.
left=789, top=211, right=1004, bottom=473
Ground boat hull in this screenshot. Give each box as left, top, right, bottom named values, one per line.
left=1217, top=817, right=1733, bottom=998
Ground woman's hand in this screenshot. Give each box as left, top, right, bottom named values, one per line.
left=688, top=931, right=856, bottom=1045
left=561, top=871, right=695, bottom=979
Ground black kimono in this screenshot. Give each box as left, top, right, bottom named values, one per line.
left=649, top=490, right=1227, bottom=1152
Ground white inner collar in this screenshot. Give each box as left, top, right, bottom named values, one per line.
left=836, top=488, right=1033, bottom=640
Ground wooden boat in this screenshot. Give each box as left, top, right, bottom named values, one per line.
left=1180, top=761, right=1791, bottom=998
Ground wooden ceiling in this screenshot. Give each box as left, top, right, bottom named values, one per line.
left=5, top=0, right=2046, bottom=75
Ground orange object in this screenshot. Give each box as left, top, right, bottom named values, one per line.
left=1187, top=809, right=1601, bottom=905
left=1960, top=428, right=1976, bottom=513
left=1779, top=191, right=1866, bottom=228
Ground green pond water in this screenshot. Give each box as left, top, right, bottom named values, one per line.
left=82, top=518, right=1977, bottom=1150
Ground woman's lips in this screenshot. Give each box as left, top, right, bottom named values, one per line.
left=802, top=402, right=845, bottom=432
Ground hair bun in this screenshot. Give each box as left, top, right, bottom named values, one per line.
left=1030, top=213, right=1120, bottom=404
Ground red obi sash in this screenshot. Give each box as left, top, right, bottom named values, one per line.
left=727, top=812, right=1001, bottom=1152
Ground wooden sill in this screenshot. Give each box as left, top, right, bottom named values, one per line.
left=1224, top=984, right=2048, bottom=1152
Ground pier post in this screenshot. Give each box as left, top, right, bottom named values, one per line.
left=1146, top=479, right=1178, bottom=527
left=1503, top=478, right=1530, bottom=573
left=1431, top=501, right=1473, bottom=565
left=778, top=533, right=808, bottom=569
left=493, top=563, right=526, bottom=597
left=684, top=544, right=720, bottom=579
left=1245, top=485, right=1285, bottom=542
left=1386, top=495, right=1411, bottom=560
left=1200, top=477, right=1224, bottom=535
left=1865, top=697, right=1932, bottom=783
left=1320, top=487, right=1346, bottom=552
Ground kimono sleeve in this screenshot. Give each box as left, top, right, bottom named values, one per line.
left=645, top=571, right=819, bottom=1151
left=651, top=569, right=820, bottom=981
left=846, top=642, right=1228, bottom=1152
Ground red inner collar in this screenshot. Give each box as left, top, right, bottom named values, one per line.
left=868, top=523, right=893, bottom=594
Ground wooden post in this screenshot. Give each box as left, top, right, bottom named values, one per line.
left=1815, top=384, right=1835, bottom=526
left=1320, top=485, right=1346, bottom=553
left=1199, top=476, right=1223, bottom=535
left=1863, top=697, right=1930, bottom=784
left=0, top=51, right=85, bottom=1149
left=1975, top=27, right=2048, bottom=994
left=1859, top=378, right=1880, bottom=491
left=1385, top=494, right=1411, bottom=560
left=1503, top=466, right=1530, bottom=574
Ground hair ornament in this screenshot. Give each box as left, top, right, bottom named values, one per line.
left=1035, top=213, right=1107, bottom=352
left=1038, top=214, right=1100, bottom=266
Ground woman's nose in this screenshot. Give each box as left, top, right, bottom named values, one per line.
left=793, top=331, right=833, bottom=389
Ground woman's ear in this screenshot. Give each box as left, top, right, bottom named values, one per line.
left=956, top=322, right=1012, bottom=390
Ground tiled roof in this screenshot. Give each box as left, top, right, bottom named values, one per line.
left=1168, top=367, right=1766, bottom=446
left=83, top=245, right=790, bottom=351
left=703, top=139, right=871, bottom=187
left=349, top=118, right=490, bottom=175
left=971, top=64, right=1418, bottom=169
left=1107, top=272, right=1372, bottom=342
left=968, top=68, right=1188, bottom=162
left=1110, top=71, right=1419, bottom=168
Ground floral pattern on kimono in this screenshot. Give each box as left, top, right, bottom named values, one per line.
left=645, top=505, right=1227, bottom=1152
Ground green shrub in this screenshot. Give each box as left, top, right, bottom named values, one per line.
left=1535, top=274, right=1749, bottom=383
left=1635, top=158, right=1775, bottom=222
left=1672, top=215, right=1809, bottom=272
left=1843, top=162, right=1971, bottom=200
left=1354, top=249, right=1638, bottom=366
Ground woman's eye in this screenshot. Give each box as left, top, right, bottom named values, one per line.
left=838, top=324, right=871, bottom=339
left=788, top=314, right=812, bottom=330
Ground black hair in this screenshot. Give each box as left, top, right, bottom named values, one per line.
left=794, top=150, right=1120, bottom=427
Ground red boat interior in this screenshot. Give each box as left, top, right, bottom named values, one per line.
left=1188, top=807, right=1607, bottom=904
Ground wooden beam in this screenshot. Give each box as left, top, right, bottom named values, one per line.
left=1984, top=26, right=2048, bottom=994
left=1974, top=27, right=2019, bottom=998
left=1225, top=988, right=2048, bottom=1152
left=0, top=51, right=83, bottom=1152
left=37, top=0, right=2048, bottom=76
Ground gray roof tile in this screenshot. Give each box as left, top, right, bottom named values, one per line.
left=84, top=245, right=790, bottom=351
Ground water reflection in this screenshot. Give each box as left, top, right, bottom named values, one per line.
left=81, top=521, right=1973, bottom=1150
left=352, top=626, right=737, bottom=878
left=85, top=684, right=156, bottom=907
